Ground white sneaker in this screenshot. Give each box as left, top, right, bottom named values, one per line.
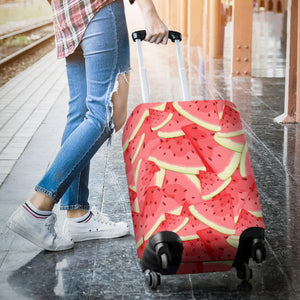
left=63, top=208, right=130, bottom=242
left=7, top=205, right=74, bottom=251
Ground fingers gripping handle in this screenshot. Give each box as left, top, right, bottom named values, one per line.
left=132, top=30, right=182, bottom=43
left=132, top=30, right=190, bottom=103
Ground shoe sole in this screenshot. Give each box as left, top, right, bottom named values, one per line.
left=7, top=218, right=74, bottom=252
left=71, top=227, right=130, bottom=242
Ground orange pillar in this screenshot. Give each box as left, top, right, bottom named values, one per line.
left=282, top=0, right=286, bottom=13
left=188, top=0, right=204, bottom=47
left=208, top=0, right=222, bottom=58
left=232, top=0, right=253, bottom=77
left=296, top=0, right=300, bottom=122
left=264, top=0, right=269, bottom=11
left=273, top=0, right=278, bottom=13
left=180, top=0, right=188, bottom=37
left=204, top=0, right=210, bottom=54
left=276, top=0, right=299, bottom=123
left=169, top=0, right=178, bottom=30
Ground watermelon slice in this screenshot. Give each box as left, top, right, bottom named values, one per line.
left=217, top=104, right=244, bottom=137
left=122, top=103, right=167, bottom=152
left=148, top=135, right=206, bottom=175
left=164, top=213, right=189, bottom=233
left=234, top=209, right=265, bottom=237
left=240, top=143, right=253, bottom=177
left=173, top=100, right=221, bottom=132
left=123, top=116, right=161, bottom=189
left=136, top=160, right=160, bottom=204
left=156, top=102, right=192, bottom=138
left=162, top=170, right=201, bottom=205
left=131, top=212, right=144, bottom=247
left=224, top=169, right=256, bottom=222
left=198, top=171, right=231, bottom=200
left=149, top=168, right=165, bottom=188
left=181, top=238, right=212, bottom=262
left=197, top=228, right=237, bottom=261
left=226, top=235, right=240, bottom=249
left=149, top=108, right=173, bottom=131
left=189, top=195, right=236, bottom=235
left=214, top=134, right=246, bottom=153
left=127, top=133, right=145, bottom=164
left=183, top=125, right=241, bottom=180
left=242, top=182, right=263, bottom=218
left=141, top=187, right=183, bottom=240
left=122, top=105, right=150, bottom=152
left=128, top=188, right=139, bottom=213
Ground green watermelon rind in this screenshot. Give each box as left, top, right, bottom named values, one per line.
left=151, top=111, right=173, bottom=131
left=144, top=214, right=166, bottom=241
left=148, top=156, right=206, bottom=175
left=173, top=102, right=221, bottom=132
left=172, top=217, right=189, bottom=233
left=226, top=235, right=240, bottom=249
left=213, top=134, right=245, bottom=153
left=214, top=130, right=245, bottom=138
left=217, top=151, right=241, bottom=181
left=202, top=177, right=232, bottom=200
left=189, top=205, right=236, bottom=235
left=240, top=143, right=249, bottom=177
left=122, top=110, right=149, bottom=152
left=157, top=130, right=185, bottom=138
left=131, top=133, right=145, bottom=164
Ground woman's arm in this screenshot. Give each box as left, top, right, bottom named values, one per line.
left=134, top=0, right=169, bottom=44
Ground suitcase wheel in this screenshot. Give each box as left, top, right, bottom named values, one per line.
left=144, top=269, right=161, bottom=289
left=233, top=228, right=266, bottom=282
left=252, top=238, right=266, bottom=264
left=236, top=262, right=253, bottom=282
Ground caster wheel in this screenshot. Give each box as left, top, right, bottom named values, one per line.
left=144, top=270, right=161, bottom=289
left=252, top=239, right=266, bottom=264
left=237, top=263, right=253, bottom=282
left=254, top=248, right=263, bottom=264
left=161, top=253, right=168, bottom=271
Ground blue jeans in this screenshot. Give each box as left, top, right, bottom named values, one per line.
left=35, top=0, right=130, bottom=209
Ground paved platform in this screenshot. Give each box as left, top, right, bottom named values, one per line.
left=0, top=8, right=300, bottom=300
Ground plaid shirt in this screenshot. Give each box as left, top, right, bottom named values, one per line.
left=52, top=0, right=134, bottom=59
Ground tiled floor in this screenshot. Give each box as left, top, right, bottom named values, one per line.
left=0, top=7, right=299, bottom=300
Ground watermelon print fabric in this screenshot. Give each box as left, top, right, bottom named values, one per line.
left=122, top=100, right=265, bottom=275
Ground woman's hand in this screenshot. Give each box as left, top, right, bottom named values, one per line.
left=135, top=0, right=169, bottom=44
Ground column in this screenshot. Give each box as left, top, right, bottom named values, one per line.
left=232, top=0, right=253, bottom=76
left=180, top=0, right=188, bottom=37
left=275, top=0, right=299, bottom=123
left=208, top=0, right=222, bottom=58
left=188, top=0, right=204, bottom=47
left=296, top=0, right=300, bottom=122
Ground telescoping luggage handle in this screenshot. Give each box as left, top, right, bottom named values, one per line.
left=132, top=30, right=190, bottom=103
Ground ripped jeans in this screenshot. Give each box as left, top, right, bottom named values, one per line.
left=35, top=0, right=130, bottom=209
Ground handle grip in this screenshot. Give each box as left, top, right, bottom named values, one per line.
left=132, top=30, right=182, bottom=43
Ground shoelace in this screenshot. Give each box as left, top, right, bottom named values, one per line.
left=44, top=213, right=57, bottom=238
left=91, top=207, right=115, bottom=226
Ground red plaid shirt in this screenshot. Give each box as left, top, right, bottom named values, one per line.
left=52, top=0, right=134, bottom=59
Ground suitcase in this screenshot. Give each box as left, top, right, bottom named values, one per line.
left=122, top=30, right=266, bottom=289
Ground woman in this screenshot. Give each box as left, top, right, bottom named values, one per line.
left=7, top=0, right=169, bottom=251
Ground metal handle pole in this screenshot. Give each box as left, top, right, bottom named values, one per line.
left=175, top=40, right=190, bottom=102
left=136, top=39, right=150, bottom=103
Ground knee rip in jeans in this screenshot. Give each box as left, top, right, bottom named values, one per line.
left=109, top=71, right=130, bottom=133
